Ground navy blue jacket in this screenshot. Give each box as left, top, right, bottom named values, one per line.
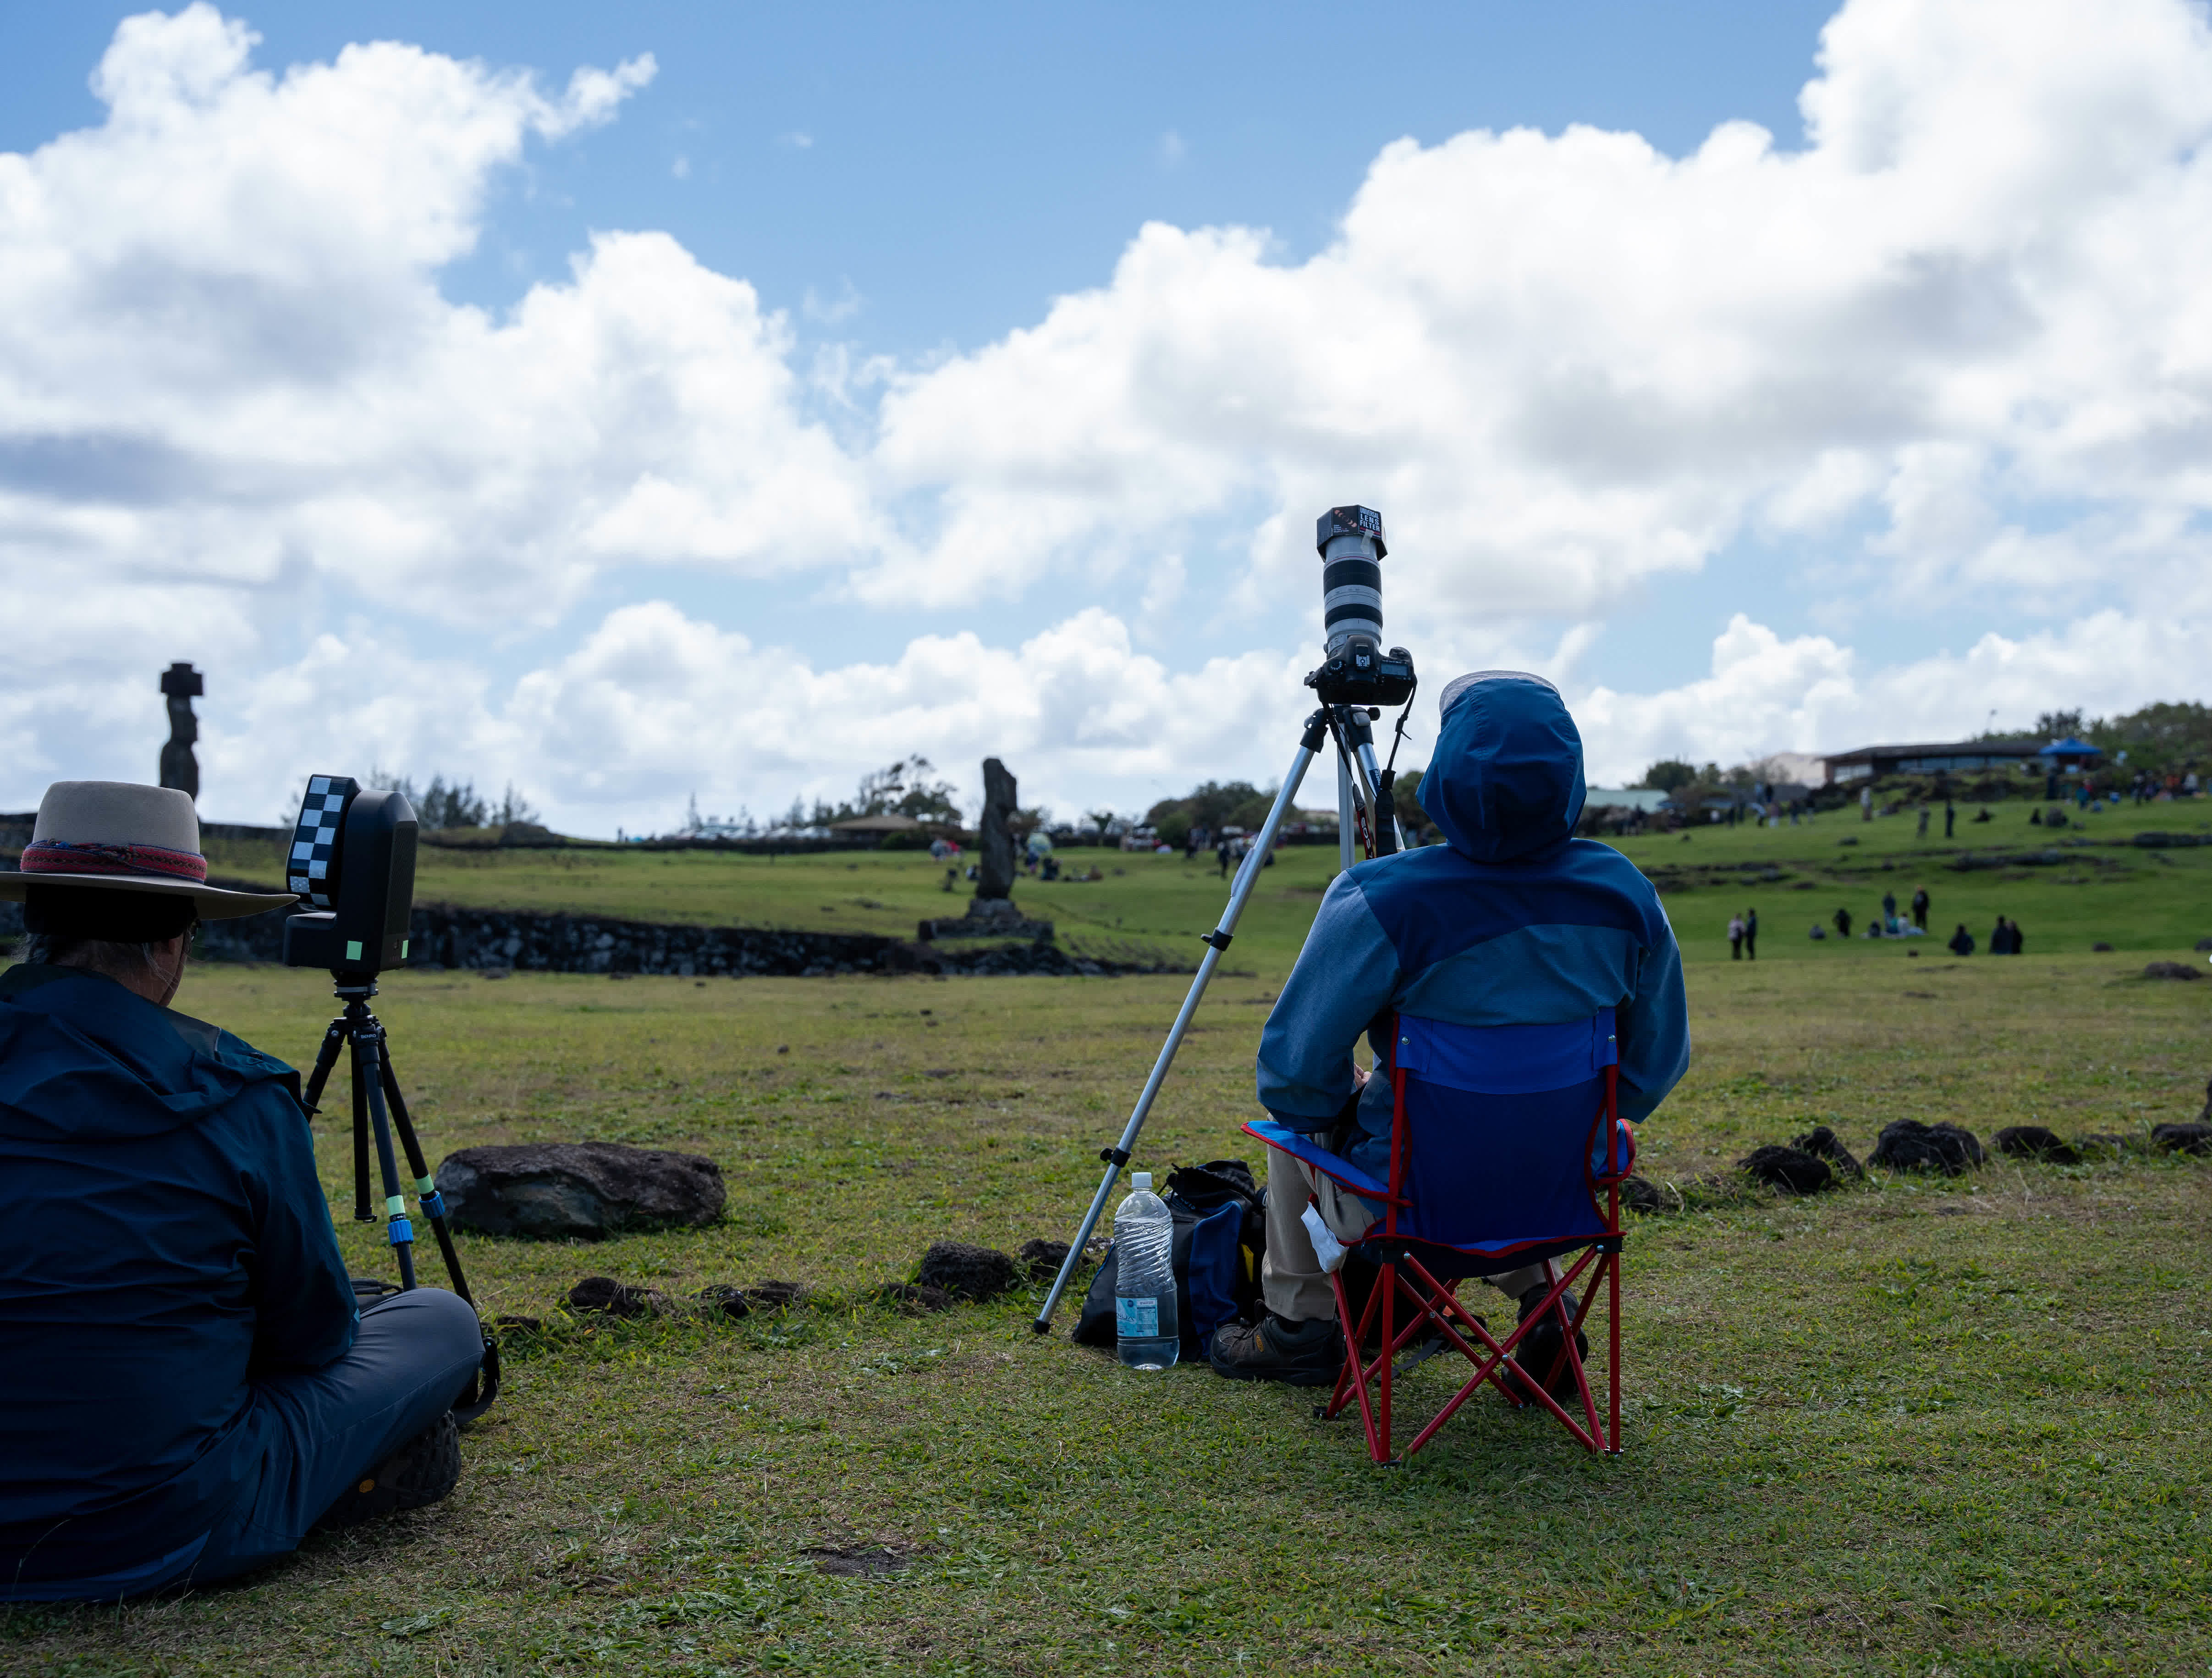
left=0, top=965, right=355, bottom=1584
left=1258, top=674, right=1690, bottom=1180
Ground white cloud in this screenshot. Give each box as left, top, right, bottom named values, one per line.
left=7, top=1, right=2212, bottom=829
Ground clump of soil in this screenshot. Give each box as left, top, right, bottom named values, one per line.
left=1791, top=1125, right=1865, bottom=1179
left=916, top=1241, right=1020, bottom=1301
left=2142, top=961, right=2202, bottom=980
left=1618, top=1174, right=1666, bottom=1215
left=1994, top=1125, right=2081, bottom=1165
left=2151, top=1122, right=2212, bottom=1157
left=566, top=1276, right=671, bottom=1318
left=805, top=1544, right=925, bottom=1577
left=876, top=1282, right=955, bottom=1315
left=1017, top=1238, right=1075, bottom=1281
left=1870, top=1120, right=1985, bottom=1176
left=1738, top=1145, right=1832, bottom=1195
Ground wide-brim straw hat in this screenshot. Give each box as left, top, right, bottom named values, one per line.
left=1, top=781, right=297, bottom=919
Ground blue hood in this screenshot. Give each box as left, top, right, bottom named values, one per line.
left=1416, top=675, right=1587, bottom=863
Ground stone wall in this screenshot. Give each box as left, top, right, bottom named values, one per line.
left=0, top=896, right=1187, bottom=978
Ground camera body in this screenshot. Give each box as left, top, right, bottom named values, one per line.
left=1309, top=504, right=1416, bottom=706
left=280, top=776, right=418, bottom=979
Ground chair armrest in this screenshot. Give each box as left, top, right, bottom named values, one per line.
left=1242, top=1119, right=1396, bottom=1201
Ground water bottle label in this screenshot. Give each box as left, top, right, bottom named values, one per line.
left=1115, top=1296, right=1160, bottom=1338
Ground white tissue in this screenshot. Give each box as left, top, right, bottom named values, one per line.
left=1301, top=1203, right=1348, bottom=1274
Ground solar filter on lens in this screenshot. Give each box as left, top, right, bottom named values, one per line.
left=1316, top=504, right=1387, bottom=657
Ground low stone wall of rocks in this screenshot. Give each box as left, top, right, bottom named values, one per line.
left=0, top=896, right=1188, bottom=978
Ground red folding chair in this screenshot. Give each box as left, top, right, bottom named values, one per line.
left=1244, top=1006, right=1634, bottom=1465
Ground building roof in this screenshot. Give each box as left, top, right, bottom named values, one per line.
left=1821, top=740, right=2042, bottom=766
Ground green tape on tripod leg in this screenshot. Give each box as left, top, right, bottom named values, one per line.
left=414, top=1176, right=435, bottom=1195
left=385, top=1194, right=407, bottom=1217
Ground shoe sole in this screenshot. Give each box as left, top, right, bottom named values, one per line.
left=1208, top=1356, right=1342, bottom=1387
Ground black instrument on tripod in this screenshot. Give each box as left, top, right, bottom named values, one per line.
left=282, top=776, right=499, bottom=1420
left=1033, top=506, right=1417, bottom=1332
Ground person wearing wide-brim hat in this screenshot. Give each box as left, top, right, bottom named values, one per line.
left=0, top=781, right=482, bottom=1600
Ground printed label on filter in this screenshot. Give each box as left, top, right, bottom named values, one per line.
left=1115, top=1297, right=1160, bottom=1338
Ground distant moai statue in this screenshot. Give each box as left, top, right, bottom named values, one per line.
left=976, top=757, right=1018, bottom=903
left=159, top=662, right=203, bottom=803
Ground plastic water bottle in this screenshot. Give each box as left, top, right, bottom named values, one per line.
left=1113, top=1172, right=1179, bottom=1370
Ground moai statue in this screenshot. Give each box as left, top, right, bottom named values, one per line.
left=975, top=757, right=1018, bottom=907
left=159, top=662, right=203, bottom=803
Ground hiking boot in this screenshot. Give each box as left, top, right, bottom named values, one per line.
left=1511, top=1285, right=1589, bottom=1405
left=312, top=1411, right=461, bottom=1532
left=1208, top=1313, right=1343, bottom=1386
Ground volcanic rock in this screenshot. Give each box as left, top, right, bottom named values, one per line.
left=915, top=1241, right=1020, bottom=1302
left=1993, top=1125, right=2081, bottom=1165
left=745, top=1279, right=809, bottom=1310
left=1869, top=1120, right=1985, bottom=1176
left=435, top=1142, right=726, bottom=1240
left=2151, top=1122, right=2212, bottom=1157
left=2196, top=937, right=2212, bottom=952
left=2142, top=961, right=2202, bottom=980
left=1790, top=1124, right=1865, bottom=1178
left=2092, top=941, right=2115, bottom=952
left=695, top=1284, right=752, bottom=1320
left=1738, top=1145, right=1832, bottom=1195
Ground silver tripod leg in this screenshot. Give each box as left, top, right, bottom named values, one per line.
left=1032, top=710, right=1333, bottom=1333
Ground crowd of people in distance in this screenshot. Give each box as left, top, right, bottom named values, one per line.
left=1802, top=888, right=2025, bottom=955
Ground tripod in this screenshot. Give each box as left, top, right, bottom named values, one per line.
left=1032, top=702, right=1399, bottom=1332
left=301, top=982, right=500, bottom=1419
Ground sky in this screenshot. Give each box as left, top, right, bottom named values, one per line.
left=4, top=0, right=2211, bottom=831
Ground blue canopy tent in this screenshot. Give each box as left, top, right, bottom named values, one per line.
left=2038, top=737, right=2103, bottom=771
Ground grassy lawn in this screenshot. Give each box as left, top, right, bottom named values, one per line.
left=6, top=937, right=2209, bottom=1673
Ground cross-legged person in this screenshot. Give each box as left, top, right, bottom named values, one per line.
left=0, top=782, right=486, bottom=1602
left=1210, top=673, right=1690, bottom=1390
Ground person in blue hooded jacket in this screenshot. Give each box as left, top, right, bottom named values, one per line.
left=1210, top=673, right=1689, bottom=1386
left=0, top=781, right=486, bottom=1601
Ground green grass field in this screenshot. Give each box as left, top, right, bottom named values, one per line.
left=10, top=807, right=2212, bottom=1674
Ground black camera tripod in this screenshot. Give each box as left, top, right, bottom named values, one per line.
left=300, top=982, right=500, bottom=1420
left=1031, top=698, right=1407, bottom=1332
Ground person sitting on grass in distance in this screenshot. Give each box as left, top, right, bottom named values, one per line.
left=1210, top=673, right=1690, bottom=1391
left=1948, top=922, right=1976, bottom=956
left=0, top=782, right=486, bottom=1602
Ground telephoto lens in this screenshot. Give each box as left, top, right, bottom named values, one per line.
left=1318, top=504, right=1385, bottom=657
left=1309, top=505, right=1415, bottom=707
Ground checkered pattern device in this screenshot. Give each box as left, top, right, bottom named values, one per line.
left=288, top=775, right=358, bottom=906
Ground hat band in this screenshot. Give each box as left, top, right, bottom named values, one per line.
left=20, top=839, right=209, bottom=885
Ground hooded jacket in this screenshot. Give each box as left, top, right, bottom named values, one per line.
left=1256, top=674, right=1689, bottom=1181
left=0, top=965, right=356, bottom=1589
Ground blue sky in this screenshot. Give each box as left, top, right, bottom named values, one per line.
left=2, top=0, right=2207, bottom=829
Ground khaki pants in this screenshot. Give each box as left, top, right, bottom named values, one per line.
left=1261, top=1145, right=1554, bottom=1321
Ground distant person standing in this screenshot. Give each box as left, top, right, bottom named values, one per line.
left=1944, top=799, right=1956, bottom=838
left=1727, top=912, right=1745, bottom=960
left=2008, top=919, right=2025, bottom=955
left=1832, top=906, right=1853, bottom=939
left=1744, top=906, right=1758, bottom=961
left=1948, top=923, right=1975, bottom=956
left=1910, top=887, right=1930, bottom=931
left=1989, top=916, right=2014, bottom=954
left=1882, top=889, right=1898, bottom=927
left=1216, top=835, right=1232, bottom=879
left=1861, top=785, right=1873, bottom=822
left=1917, top=805, right=1930, bottom=839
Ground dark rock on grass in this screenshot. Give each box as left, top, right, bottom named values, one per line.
left=806, top=1545, right=921, bottom=1578
left=436, top=1141, right=726, bottom=1240
left=746, top=1279, right=809, bottom=1311
left=1994, top=1124, right=2082, bottom=1165
left=1791, top=1125, right=1865, bottom=1178
left=2151, top=1122, right=2212, bottom=1157
left=2077, top=1132, right=2134, bottom=1157
left=1618, top=1174, right=1665, bottom=1215
left=916, top=1241, right=1020, bottom=1302
left=877, top=1282, right=955, bottom=1315
left=1870, top=1120, right=1985, bottom=1176
left=1018, top=1237, right=1074, bottom=1281
left=2092, top=942, right=2115, bottom=952
left=567, top=1276, right=671, bottom=1319
left=1738, top=1145, right=1832, bottom=1195
left=2142, top=960, right=2203, bottom=980
left=695, top=1283, right=752, bottom=1320
left=493, top=1314, right=543, bottom=1333
left=2196, top=937, right=2212, bottom=953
